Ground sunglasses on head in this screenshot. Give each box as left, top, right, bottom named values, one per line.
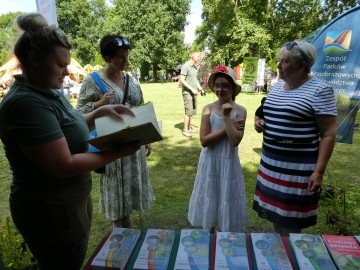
left=283, top=41, right=309, bottom=65
left=113, top=37, right=130, bottom=47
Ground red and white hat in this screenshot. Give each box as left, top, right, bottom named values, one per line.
left=208, top=65, right=241, bottom=96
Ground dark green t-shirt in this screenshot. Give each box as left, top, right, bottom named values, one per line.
left=0, top=77, right=91, bottom=205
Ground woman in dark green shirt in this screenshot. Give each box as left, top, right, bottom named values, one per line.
left=0, top=13, right=139, bottom=270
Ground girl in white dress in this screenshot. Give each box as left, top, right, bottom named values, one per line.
left=188, top=66, right=249, bottom=232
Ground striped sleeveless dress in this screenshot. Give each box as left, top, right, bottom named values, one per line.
left=253, top=77, right=337, bottom=229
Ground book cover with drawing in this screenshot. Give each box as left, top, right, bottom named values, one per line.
left=174, top=229, right=210, bottom=270
left=214, top=232, right=250, bottom=270
left=88, top=102, right=162, bottom=151
left=322, top=234, right=360, bottom=269
left=289, top=233, right=336, bottom=270
left=91, top=228, right=141, bottom=270
left=250, top=232, right=293, bottom=270
left=133, top=229, right=175, bottom=270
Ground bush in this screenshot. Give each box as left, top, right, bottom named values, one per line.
left=0, top=217, right=35, bottom=269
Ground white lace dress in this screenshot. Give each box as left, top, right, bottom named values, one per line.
left=188, top=110, right=249, bottom=232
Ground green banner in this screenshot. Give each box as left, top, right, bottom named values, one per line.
left=242, top=57, right=258, bottom=84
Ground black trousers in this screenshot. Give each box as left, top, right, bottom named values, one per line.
left=10, top=195, right=93, bottom=270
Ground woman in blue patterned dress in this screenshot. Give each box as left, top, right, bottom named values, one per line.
left=253, top=40, right=337, bottom=237
left=76, top=35, right=155, bottom=229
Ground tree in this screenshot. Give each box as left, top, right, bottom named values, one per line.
left=0, top=12, right=21, bottom=65
left=198, top=0, right=272, bottom=67
left=107, top=0, right=190, bottom=80
left=323, top=0, right=360, bottom=20
left=196, top=0, right=360, bottom=69
left=56, top=0, right=107, bottom=65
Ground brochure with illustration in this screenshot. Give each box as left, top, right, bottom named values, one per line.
left=133, top=229, right=175, bottom=270
left=88, top=102, right=162, bottom=151
left=214, top=232, right=250, bottom=270
left=174, top=229, right=210, bottom=270
left=251, top=232, right=293, bottom=270
left=289, top=233, right=336, bottom=270
left=91, top=228, right=141, bottom=270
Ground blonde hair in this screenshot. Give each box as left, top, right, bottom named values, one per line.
left=13, top=13, right=71, bottom=70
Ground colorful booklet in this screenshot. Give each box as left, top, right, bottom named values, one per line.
left=91, top=228, right=141, bottom=270
left=133, top=229, right=175, bottom=270
left=214, top=232, right=250, bottom=270
left=289, top=233, right=336, bottom=270
left=250, top=232, right=293, bottom=270
left=322, top=234, right=360, bottom=269
left=174, top=229, right=210, bottom=270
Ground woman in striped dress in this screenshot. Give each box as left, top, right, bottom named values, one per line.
left=253, top=40, right=337, bottom=237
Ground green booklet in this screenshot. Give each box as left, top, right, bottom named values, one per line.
left=289, top=233, right=336, bottom=270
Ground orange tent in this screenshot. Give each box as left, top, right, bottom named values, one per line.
left=67, top=58, right=87, bottom=77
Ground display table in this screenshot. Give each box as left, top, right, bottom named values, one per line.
left=84, top=231, right=296, bottom=270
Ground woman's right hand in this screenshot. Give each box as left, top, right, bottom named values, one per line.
left=254, top=117, right=265, bottom=133
left=97, top=91, right=115, bottom=108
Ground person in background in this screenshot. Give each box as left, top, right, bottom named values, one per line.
left=253, top=40, right=337, bottom=237
left=188, top=65, right=249, bottom=233
left=76, top=34, right=155, bottom=229
left=77, top=74, right=84, bottom=84
left=179, top=51, right=205, bottom=137
left=0, top=13, right=139, bottom=269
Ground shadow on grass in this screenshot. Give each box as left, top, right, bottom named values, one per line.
left=125, top=133, right=273, bottom=233
left=174, top=122, right=200, bottom=132
left=253, top=147, right=262, bottom=155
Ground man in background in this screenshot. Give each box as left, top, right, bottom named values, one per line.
left=179, top=51, right=204, bottom=137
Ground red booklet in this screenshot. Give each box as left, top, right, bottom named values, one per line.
left=322, top=234, right=360, bottom=269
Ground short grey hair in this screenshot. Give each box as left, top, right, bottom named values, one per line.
left=280, top=40, right=317, bottom=73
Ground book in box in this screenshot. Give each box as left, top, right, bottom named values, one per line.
left=174, top=229, right=210, bottom=270
left=289, top=233, right=336, bottom=270
left=88, top=103, right=162, bottom=151
left=322, top=234, right=360, bottom=269
left=214, top=232, right=250, bottom=270
left=91, top=228, right=141, bottom=270
left=133, top=229, right=175, bottom=270
left=250, top=232, right=293, bottom=270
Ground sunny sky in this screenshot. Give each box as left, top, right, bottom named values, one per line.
left=0, top=0, right=203, bottom=44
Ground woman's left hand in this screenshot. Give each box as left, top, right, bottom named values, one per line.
left=308, top=172, right=323, bottom=192
left=145, top=144, right=152, bottom=157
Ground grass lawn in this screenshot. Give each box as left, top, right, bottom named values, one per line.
left=1, top=82, right=360, bottom=267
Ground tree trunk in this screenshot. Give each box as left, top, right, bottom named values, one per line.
left=152, top=63, right=158, bottom=81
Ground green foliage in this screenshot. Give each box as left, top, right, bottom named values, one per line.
left=0, top=217, right=34, bottom=269
left=336, top=94, right=351, bottom=107
left=0, top=12, right=21, bottom=65
left=196, top=0, right=359, bottom=68
left=107, top=0, right=190, bottom=78
left=323, top=0, right=360, bottom=20
left=56, top=0, right=107, bottom=65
